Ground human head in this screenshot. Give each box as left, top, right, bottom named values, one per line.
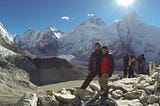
left=95, top=42, right=101, bottom=51
left=131, top=54, right=134, bottom=58
left=141, top=54, right=144, bottom=57
left=124, top=52, right=128, bottom=56
left=102, top=46, right=108, bottom=55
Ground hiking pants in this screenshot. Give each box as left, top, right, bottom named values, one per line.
left=98, top=73, right=109, bottom=98
left=128, top=68, right=134, bottom=78
left=124, top=67, right=128, bottom=77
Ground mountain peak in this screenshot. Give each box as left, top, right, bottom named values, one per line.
left=86, top=15, right=104, bottom=25
left=0, top=22, right=7, bottom=34
left=0, top=22, right=13, bottom=42
left=43, top=26, right=57, bottom=32
left=122, top=11, right=142, bottom=23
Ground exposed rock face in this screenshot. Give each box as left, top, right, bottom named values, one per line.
left=31, top=57, right=87, bottom=85
left=4, top=54, right=87, bottom=86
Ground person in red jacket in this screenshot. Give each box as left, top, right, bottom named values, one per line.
left=99, top=46, right=114, bottom=100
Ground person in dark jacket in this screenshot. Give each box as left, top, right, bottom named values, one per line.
left=80, top=42, right=102, bottom=89
left=123, top=52, right=129, bottom=77
left=99, top=46, right=114, bottom=100
left=137, top=54, right=146, bottom=74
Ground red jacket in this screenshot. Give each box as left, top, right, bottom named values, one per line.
left=101, top=56, right=110, bottom=74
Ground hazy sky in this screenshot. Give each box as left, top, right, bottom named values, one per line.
left=0, top=0, right=160, bottom=34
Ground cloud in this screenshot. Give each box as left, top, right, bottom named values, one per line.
left=87, top=13, right=95, bottom=17
left=61, top=16, right=70, bottom=20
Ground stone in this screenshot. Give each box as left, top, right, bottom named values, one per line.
left=54, top=92, right=80, bottom=105
left=111, top=78, right=138, bottom=92
left=123, top=91, right=142, bottom=99
left=111, top=89, right=123, bottom=100
left=38, top=95, right=59, bottom=106
left=147, top=95, right=160, bottom=104
left=73, top=88, right=95, bottom=101
left=148, top=103, right=160, bottom=106
left=18, top=92, right=38, bottom=106
left=116, top=99, right=143, bottom=106
left=109, top=74, right=121, bottom=81
left=145, top=85, right=155, bottom=93
left=89, top=83, right=101, bottom=92
left=149, top=61, right=156, bottom=76
left=46, top=90, right=54, bottom=96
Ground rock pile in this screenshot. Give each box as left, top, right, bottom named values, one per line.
left=17, top=68, right=160, bottom=106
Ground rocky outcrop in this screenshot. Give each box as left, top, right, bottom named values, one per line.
left=4, top=54, right=87, bottom=85
left=31, top=57, right=87, bottom=85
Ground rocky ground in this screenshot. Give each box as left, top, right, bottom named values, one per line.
left=0, top=39, right=160, bottom=105
left=37, top=70, right=160, bottom=106
left=1, top=60, right=160, bottom=106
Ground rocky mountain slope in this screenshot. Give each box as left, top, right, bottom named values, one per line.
left=0, top=22, right=13, bottom=42
left=0, top=35, right=87, bottom=105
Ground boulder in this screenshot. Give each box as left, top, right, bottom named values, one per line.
left=111, top=89, right=123, bottom=100
left=147, top=95, right=160, bottom=104
left=46, top=90, right=55, bottom=96
left=89, top=83, right=101, bottom=92
left=148, top=103, right=160, bottom=106
left=116, top=99, right=143, bottom=106
left=17, top=92, right=38, bottom=106
left=38, top=95, right=59, bottom=106
left=145, top=85, right=155, bottom=93
left=111, top=78, right=138, bottom=92
left=109, top=74, right=121, bottom=81
left=54, top=92, right=80, bottom=105
left=73, top=88, right=95, bottom=101
left=123, top=91, right=142, bottom=99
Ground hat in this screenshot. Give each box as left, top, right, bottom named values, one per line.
left=102, top=46, right=108, bottom=50
left=95, top=42, right=101, bottom=47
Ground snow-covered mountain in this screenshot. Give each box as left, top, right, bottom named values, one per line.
left=59, top=12, right=160, bottom=65
left=108, top=12, right=160, bottom=63
left=1, top=11, right=160, bottom=66
left=0, top=22, right=13, bottom=42
left=58, top=15, right=110, bottom=59
left=14, top=26, right=63, bottom=56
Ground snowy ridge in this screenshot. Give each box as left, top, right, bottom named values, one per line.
left=0, top=22, right=13, bottom=42
left=14, top=26, right=63, bottom=56
left=59, top=12, right=160, bottom=65
left=1, top=11, right=160, bottom=65
left=58, top=20, right=108, bottom=59
left=0, top=45, right=17, bottom=58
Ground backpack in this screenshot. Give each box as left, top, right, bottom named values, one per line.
left=128, top=58, right=135, bottom=68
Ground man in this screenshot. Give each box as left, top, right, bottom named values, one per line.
left=137, top=54, right=146, bottom=74
left=128, top=55, right=135, bottom=78
left=80, top=42, right=102, bottom=89
left=99, top=46, right=114, bottom=100
left=123, top=52, right=129, bottom=77
left=140, top=54, right=146, bottom=74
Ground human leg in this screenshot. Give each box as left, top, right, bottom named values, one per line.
left=80, top=72, right=96, bottom=89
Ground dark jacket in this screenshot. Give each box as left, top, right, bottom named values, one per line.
left=123, top=55, right=129, bottom=68
left=88, top=50, right=102, bottom=74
